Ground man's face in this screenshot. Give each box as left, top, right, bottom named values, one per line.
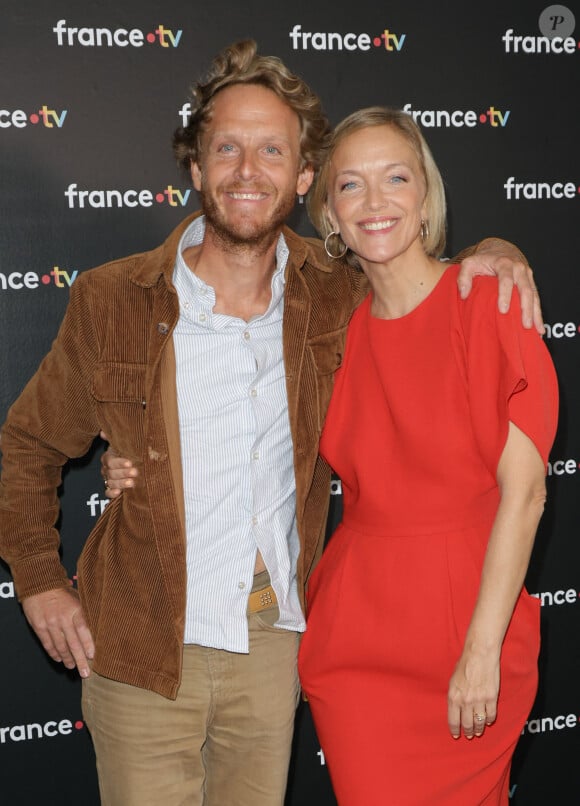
left=191, top=83, right=313, bottom=248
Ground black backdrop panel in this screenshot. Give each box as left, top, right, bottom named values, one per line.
left=1, top=2, right=579, bottom=803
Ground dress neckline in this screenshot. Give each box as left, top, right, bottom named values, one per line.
left=366, top=264, right=457, bottom=325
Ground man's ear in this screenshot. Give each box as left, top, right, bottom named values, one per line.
left=191, top=162, right=202, bottom=191
left=296, top=164, right=314, bottom=197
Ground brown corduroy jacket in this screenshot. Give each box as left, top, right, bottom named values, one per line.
left=0, top=212, right=368, bottom=698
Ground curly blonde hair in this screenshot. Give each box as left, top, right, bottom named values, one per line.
left=173, top=39, right=330, bottom=173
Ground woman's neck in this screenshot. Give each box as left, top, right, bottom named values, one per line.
left=361, top=248, right=446, bottom=320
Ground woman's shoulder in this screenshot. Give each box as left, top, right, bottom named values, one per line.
left=458, top=269, right=523, bottom=328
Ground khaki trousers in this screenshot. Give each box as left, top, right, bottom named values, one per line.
left=82, top=611, right=300, bottom=806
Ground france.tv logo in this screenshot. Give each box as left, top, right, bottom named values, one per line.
left=503, top=4, right=578, bottom=54
left=64, top=183, right=191, bottom=209
left=289, top=24, right=406, bottom=52
left=0, top=106, right=67, bottom=129
left=0, top=267, right=78, bottom=292
left=53, top=20, right=182, bottom=48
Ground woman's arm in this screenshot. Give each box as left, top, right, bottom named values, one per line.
left=447, top=421, right=547, bottom=740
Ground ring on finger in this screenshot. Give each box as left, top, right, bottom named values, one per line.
left=474, top=712, right=486, bottom=723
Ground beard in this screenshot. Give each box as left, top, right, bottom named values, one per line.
left=199, top=180, right=297, bottom=255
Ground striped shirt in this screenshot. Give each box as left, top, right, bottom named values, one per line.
left=172, top=217, right=305, bottom=653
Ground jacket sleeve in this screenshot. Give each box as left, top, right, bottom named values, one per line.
left=0, top=273, right=102, bottom=600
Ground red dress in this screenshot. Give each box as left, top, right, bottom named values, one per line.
left=298, top=266, right=558, bottom=805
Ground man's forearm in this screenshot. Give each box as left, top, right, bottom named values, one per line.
left=451, top=237, right=528, bottom=266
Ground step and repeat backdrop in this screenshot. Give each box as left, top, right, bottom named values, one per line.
left=1, top=1, right=579, bottom=803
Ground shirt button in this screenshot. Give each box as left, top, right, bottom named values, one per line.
left=238, top=581, right=246, bottom=589
left=251, top=516, right=258, bottom=526
left=243, top=331, right=251, bottom=341
left=250, top=388, right=257, bottom=397
left=199, top=313, right=207, bottom=322
left=252, top=451, right=260, bottom=460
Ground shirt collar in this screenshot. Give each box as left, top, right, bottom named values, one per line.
left=174, top=215, right=289, bottom=300
left=173, top=215, right=289, bottom=314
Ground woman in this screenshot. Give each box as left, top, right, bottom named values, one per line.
left=297, top=108, right=558, bottom=804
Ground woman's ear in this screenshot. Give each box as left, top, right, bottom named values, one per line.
left=324, top=203, right=338, bottom=233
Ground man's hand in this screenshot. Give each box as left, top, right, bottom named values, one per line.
left=100, top=430, right=138, bottom=499
left=455, top=238, right=544, bottom=334
left=22, top=587, right=94, bottom=678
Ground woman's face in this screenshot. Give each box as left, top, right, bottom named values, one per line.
left=326, top=124, right=427, bottom=268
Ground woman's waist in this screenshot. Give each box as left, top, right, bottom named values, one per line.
left=340, top=488, right=499, bottom=538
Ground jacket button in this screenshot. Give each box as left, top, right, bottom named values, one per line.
left=157, top=322, right=169, bottom=335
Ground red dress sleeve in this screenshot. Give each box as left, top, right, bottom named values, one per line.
left=459, top=277, right=559, bottom=475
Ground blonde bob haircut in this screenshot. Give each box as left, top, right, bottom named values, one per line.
left=307, top=106, right=447, bottom=262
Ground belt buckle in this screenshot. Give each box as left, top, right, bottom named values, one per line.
left=249, top=583, right=278, bottom=613
left=258, top=587, right=274, bottom=608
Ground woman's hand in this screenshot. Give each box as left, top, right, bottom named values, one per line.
left=100, top=431, right=138, bottom=499
left=447, top=647, right=499, bottom=739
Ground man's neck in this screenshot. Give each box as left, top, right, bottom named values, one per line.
left=182, top=224, right=282, bottom=321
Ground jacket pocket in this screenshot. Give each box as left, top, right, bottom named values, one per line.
left=307, top=327, right=347, bottom=431
left=91, top=362, right=147, bottom=403
left=91, top=362, right=147, bottom=455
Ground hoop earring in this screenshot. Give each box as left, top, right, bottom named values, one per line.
left=324, top=231, right=348, bottom=259
left=420, top=219, right=430, bottom=242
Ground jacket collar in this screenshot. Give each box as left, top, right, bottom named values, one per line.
left=129, top=212, right=200, bottom=288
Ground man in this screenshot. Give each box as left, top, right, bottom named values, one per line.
left=0, top=40, right=540, bottom=806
